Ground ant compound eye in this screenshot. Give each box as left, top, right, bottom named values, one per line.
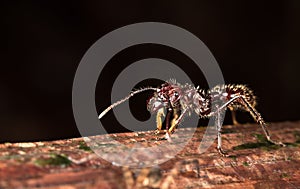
left=174, top=91, right=179, bottom=96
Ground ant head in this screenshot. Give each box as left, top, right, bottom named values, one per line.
left=164, top=85, right=181, bottom=106
left=147, top=92, right=167, bottom=113
left=147, top=81, right=182, bottom=113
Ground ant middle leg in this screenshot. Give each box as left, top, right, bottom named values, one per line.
left=214, top=105, right=228, bottom=157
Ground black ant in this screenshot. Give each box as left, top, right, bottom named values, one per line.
left=99, top=79, right=284, bottom=156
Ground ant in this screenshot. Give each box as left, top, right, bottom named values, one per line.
left=99, top=79, right=284, bottom=156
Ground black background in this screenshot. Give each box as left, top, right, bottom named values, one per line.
left=1, top=1, right=300, bottom=142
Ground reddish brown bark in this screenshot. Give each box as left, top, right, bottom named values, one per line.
left=1, top=121, right=300, bottom=188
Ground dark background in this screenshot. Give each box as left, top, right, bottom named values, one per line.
left=1, top=1, right=300, bottom=142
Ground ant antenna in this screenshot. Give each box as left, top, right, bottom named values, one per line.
left=98, top=87, right=158, bottom=119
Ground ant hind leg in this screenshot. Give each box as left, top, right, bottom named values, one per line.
left=239, top=96, right=285, bottom=147
left=229, top=107, right=240, bottom=125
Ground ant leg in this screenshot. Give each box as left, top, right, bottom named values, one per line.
left=165, top=109, right=172, bottom=131
left=155, top=109, right=173, bottom=141
left=239, top=96, right=285, bottom=146
left=165, top=108, right=187, bottom=140
left=169, top=109, right=179, bottom=133
left=229, top=107, right=239, bottom=125
left=155, top=108, right=165, bottom=134
left=207, top=97, right=240, bottom=155
left=165, top=109, right=179, bottom=141
left=210, top=95, right=284, bottom=148
left=215, top=105, right=228, bottom=157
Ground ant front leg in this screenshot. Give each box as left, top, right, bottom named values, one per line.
left=154, top=108, right=173, bottom=141
left=154, top=108, right=165, bottom=134
left=165, top=108, right=188, bottom=140
left=164, top=108, right=179, bottom=141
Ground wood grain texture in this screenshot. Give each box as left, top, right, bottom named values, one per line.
left=1, top=121, right=300, bottom=189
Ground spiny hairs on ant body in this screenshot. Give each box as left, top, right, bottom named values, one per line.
left=99, top=79, right=284, bottom=156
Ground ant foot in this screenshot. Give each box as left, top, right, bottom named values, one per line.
left=164, top=132, right=172, bottom=142
left=271, top=140, right=286, bottom=147
left=154, top=129, right=163, bottom=135
left=267, top=137, right=286, bottom=147
left=232, top=120, right=240, bottom=125
left=217, top=147, right=229, bottom=157
left=155, top=137, right=167, bottom=141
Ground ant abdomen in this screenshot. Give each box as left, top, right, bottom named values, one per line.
left=209, top=84, right=257, bottom=112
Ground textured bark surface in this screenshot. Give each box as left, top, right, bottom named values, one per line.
left=1, top=121, right=300, bottom=189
